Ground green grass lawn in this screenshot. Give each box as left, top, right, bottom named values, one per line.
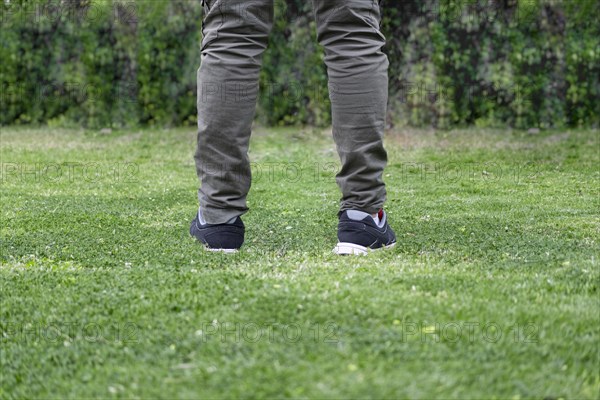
left=1, top=126, right=598, bottom=399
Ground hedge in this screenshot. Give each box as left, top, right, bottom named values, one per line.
left=1, top=0, right=598, bottom=128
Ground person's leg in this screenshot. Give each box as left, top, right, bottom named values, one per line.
left=195, top=0, right=274, bottom=224
left=311, top=0, right=389, bottom=215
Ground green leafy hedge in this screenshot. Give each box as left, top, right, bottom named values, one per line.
left=1, top=0, right=598, bottom=128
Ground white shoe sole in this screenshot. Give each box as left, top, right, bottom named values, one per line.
left=204, top=246, right=239, bottom=254
left=332, top=242, right=396, bottom=256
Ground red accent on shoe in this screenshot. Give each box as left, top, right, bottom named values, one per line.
left=378, top=209, right=384, bottom=220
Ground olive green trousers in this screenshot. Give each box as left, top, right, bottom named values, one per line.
left=195, top=0, right=389, bottom=224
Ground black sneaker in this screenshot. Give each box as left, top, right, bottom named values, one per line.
left=333, top=209, right=396, bottom=255
left=189, top=214, right=245, bottom=253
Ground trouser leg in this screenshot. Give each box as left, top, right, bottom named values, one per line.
left=312, top=0, right=389, bottom=214
left=195, top=0, right=274, bottom=224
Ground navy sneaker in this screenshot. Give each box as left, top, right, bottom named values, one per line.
left=189, top=214, right=245, bottom=253
left=333, top=209, right=396, bottom=255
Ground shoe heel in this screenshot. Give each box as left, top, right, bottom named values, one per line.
left=333, top=242, right=369, bottom=256
left=332, top=242, right=396, bottom=256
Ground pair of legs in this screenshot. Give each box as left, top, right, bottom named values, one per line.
left=195, top=0, right=389, bottom=224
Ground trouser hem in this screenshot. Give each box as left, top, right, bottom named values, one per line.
left=339, top=201, right=386, bottom=217
left=200, top=206, right=248, bottom=225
